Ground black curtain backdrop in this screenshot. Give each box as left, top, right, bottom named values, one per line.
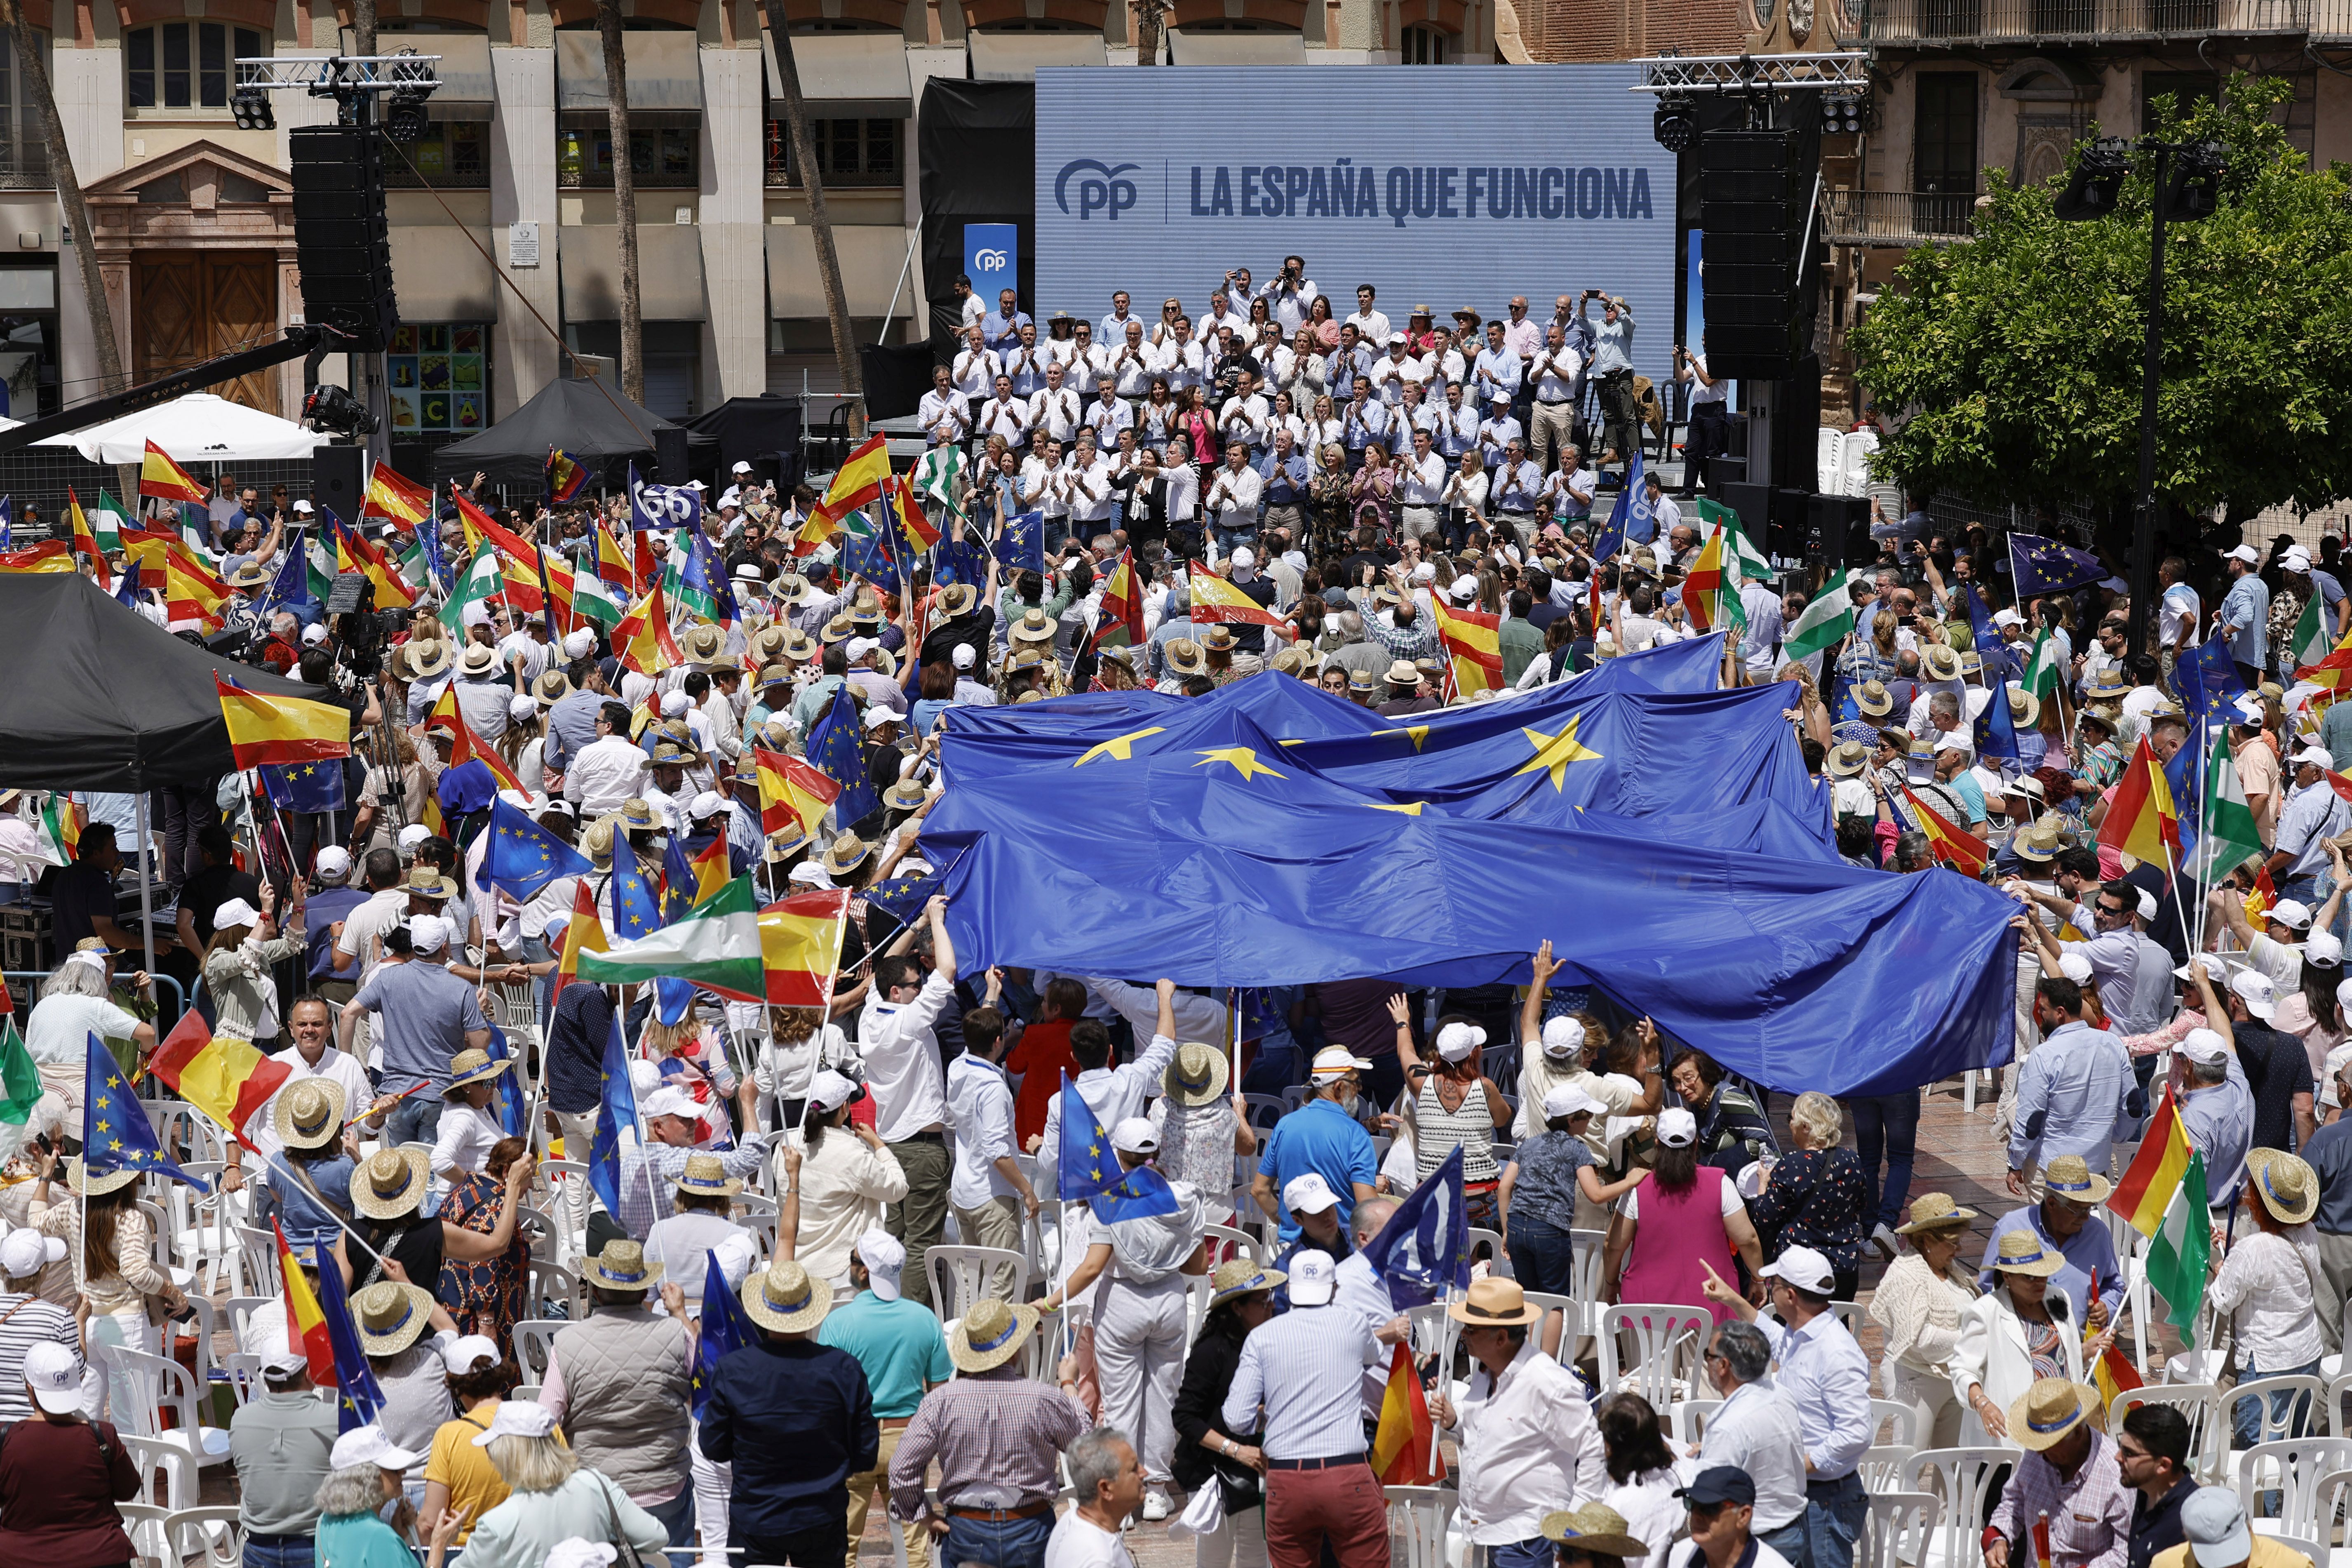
left=860, top=343, right=938, bottom=422
left=918, top=80, right=1034, bottom=361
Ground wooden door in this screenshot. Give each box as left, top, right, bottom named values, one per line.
left=134, top=252, right=278, bottom=414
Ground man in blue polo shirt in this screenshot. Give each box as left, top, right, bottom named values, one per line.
left=1250, top=1046, right=1379, bottom=1244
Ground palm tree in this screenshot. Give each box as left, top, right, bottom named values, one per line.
left=1135, top=0, right=1165, bottom=65
left=596, top=0, right=644, bottom=404
left=0, top=0, right=123, bottom=394
left=766, top=21, right=860, bottom=408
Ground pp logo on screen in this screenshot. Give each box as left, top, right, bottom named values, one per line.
left=1055, top=159, right=1140, bottom=222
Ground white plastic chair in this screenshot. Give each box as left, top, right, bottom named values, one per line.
left=2230, top=1375, right=2329, bottom=1455
left=2237, top=1438, right=2352, bottom=1538
left=1466, top=1226, right=1511, bottom=1279
left=1596, top=1303, right=1710, bottom=1410
left=1518, top=1288, right=1577, bottom=1364
left=1905, top=1448, right=2015, bottom=1568
left=1568, top=1228, right=1606, bottom=1333
left=94, top=1344, right=230, bottom=1471
left=120, top=1431, right=192, bottom=1510
left=2114, top=1384, right=2229, bottom=1484
left=511, top=1319, right=566, bottom=1385
left=1666, top=1397, right=1723, bottom=1445
left=1872, top=1397, right=1921, bottom=1450
left=162, top=1504, right=244, bottom=1568
left=1203, top=1223, right=1264, bottom=1267
left=1859, top=1443, right=1916, bottom=1493
left=926, top=1244, right=1030, bottom=1319
left=1241, top=1094, right=1287, bottom=1135
left=1183, top=1274, right=1215, bottom=1345
left=223, top=1295, right=276, bottom=1348
left=116, top=1502, right=172, bottom=1566
left=1860, top=1490, right=1942, bottom=1568
left=217, top=1352, right=267, bottom=1410
left=1385, top=1483, right=1456, bottom=1568
left=233, top=1225, right=282, bottom=1298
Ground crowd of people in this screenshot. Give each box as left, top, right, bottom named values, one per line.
left=2, top=261, right=2351, bottom=1568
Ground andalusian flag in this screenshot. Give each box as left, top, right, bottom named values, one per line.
left=914, top=443, right=966, bottom=518
left=34, top=793, right=80, bottom=865
left=578, top=876, right=766, bottom=1002
left=88, top=490, right=131, bottom=553
left=1683, top=528, right=1727, bottom=635
left=364, top=462, right=434, bottom=530
left=1187, top=560, right=1287, bottom=630
left=1782, top=569, right=1855, bottom=662
left=1901, top=785, right=1989, bottom=878
left=612, top=582, right=684, bottom=675
left=2185, top=728, right=2267, bottom=884
left=444, top=548, right=503, bottom=622
left=1431, top=597, right=1503, bottom=698
left=754, top=747, right=840, bottom=841
left=810, top=433, right=892, bottom=536
left=1369, top=1340, right=1444, bottom=1486
left=213, top=674, right=352, bottom=769
left=2022, top=628, right=2062, bottom=703
left=66, top=489, right=109, bottom=589
left=0, top=1014, right=38, bottom=1129
left=2097, top=736, right=2181, bottom=869
left=1096, top=549, right=1144, bottom=648
left=2291, top=595, right=2333, bottom=673
left=148, top=1011, right=290, bottom=1153
left=759, top=888, right=851, bottom=1006
left=2108, top=1084, right=2211, bottom=1342
left=545, top=551, right=626, bottom=630
left=273, top=1220, right=335, bottom=1386
left=139, top=441, right=208, bottom=504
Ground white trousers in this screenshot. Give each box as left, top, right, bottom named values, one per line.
left=1888, top=1361, right=1965, bottom=1453
left=691, top=1413, right=733, bottom=1566
left=1095, top=1274, right=1190, bottom=1486
left=1196, top=1505, right=1269, bottom=1568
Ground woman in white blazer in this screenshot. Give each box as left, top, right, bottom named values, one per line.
left=1950, top=1228, right=2110, bottom=1443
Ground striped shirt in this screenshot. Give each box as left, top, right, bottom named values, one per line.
left=1221, top=1300, right=1385, bottom=1461
left=1416, top=1078, right=1499, bottom=1183
left=888, top=1366, right=1092, bottom=1520
left=0, top=1290, right=80, bottom=1425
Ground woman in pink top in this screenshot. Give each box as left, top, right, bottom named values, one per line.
left=1178, top=386, right=1219, bottom=477
left=1306, top=294, right=1341, bottom=348
left=1600, top=1107, right=1766, bottom=1324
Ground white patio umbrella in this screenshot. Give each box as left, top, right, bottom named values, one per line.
left=37, top=392, right=325, bottom=464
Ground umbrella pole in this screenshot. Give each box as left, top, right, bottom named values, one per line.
left=134, top=790, right=156, bottom=989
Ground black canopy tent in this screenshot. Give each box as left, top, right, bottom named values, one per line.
left=430, top=376, right=717, bottom=493
left=0, top=574, right=321, bottom=978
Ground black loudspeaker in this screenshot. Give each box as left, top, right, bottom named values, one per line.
left=1708, top=455, right=1748, bottom=491
left=290, top=127, right=396, bottom=352
left=1698, top=116, right=1821, bottom=381
left=1725, top=480, right=1775, bottom=546
left=1809, top=494, right=1875, bottom=567
left=655, top=427, right=690, bottom=485
left=312, top=442, right=366, bottom=520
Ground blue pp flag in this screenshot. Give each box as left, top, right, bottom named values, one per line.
left=607, top=835, right=664, bottom=943
left=1588, top=450, right=1645, bottom=566
left=1359, top=1144, right=1469, bottom=1309
left=690, top=1249, right=759, bottom=1421
left=1054, top=1070, right=1180, bottom=1220
left=630, top=462, right=704, bottom=534
left=310, top=1230, right=386, bottom=1432
left=482, top=1024, right=528, bottom=1138
left=587, top=1015, right=639, bottom=1222
left=482, top=796, right=593, bottom=902
left=261, top=759, right=348, bottom=813
left=806, top=684, right=881, bottom=827
left=992, top=510, right=1045, bottom=577
left=2009, top=531, right=2108, bottom=599
left=83, top=1032, right=210, bottom=1193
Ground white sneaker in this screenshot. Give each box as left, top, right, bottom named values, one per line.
left=1142, top=1489, right=1172, bottom=1522
left=1872, top=1222, right=1901, bottom=1260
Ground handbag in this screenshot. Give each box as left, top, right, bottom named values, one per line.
left=599, top=1472, right=647, bottom=1568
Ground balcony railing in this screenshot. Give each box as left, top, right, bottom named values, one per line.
left=1823, top=190, right=1979, bottom=246
left=0, top=140, right=50, bottom=190
left=1854, top=0, right=2352, bottom=40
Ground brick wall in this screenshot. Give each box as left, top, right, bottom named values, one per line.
left=1516, top=0, right=1747, bottom=63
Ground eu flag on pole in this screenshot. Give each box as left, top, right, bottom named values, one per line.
left=1588, top=450, right=1645, bottom=565
left=587, top=1014, right=638, bottom=1222
left=840, top=517, right=900, bottom=587
left=260, top=759, right=348, bottom=813
left=82, top=1032, right=209, bottom=1193
left=933, top=540, right=989, bottom=587
left=2009, top=531, right=2108, bottom=599
left=865, top=868, right=940, bottom=929
left=806, top=684, right=880, bottom=827
left=992, top=510, right=1045, bottom=577
left=1359, top=1144, right=1469, bottom=1309
left=309, top=1230, right=387, bottom=1432
left=1054, top=1070, right=1180, bottom=1219
left=607, top=835, right=664, bottom=943
left=1975, top=679, right=2021, bottom=767
left=2175, top=639, right=2247, bottom=734
left=690, top=1250, right=759, bottom=1420
left=482, top=1024, right=528, bottom=1138
left=481, top=795, right=592, bottom=901
left=1958, top=584, right=2013, bottom=684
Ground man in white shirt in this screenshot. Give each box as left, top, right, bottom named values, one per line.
left=1043, top=1429, right=1143, bottom=1568
left=1022, top=439, right=1069, bottom=541
left=1432, top=1277, right=1607, bottom=1564
left=1003, top=322, right=1050, bottom=398
left=860, top=895, right=959, bottom=1312
left=1199, top=290, right=1246, bottom=346
left=1029, top=364, right=1081, bottom=448
left=1344, top=284, right=1391, bottom=348
left=1431, top=381, right=1479, bottom=462
left=1060, top=322, right=1102, bottom=397
left=562, top=699, right=651, bottom=818
left=1109, top=320, right=1154, bottom=402
left=1478, top=393, right=1525, bottom=471
left=1489, top=440, right=1544, bottom=546
left=1205, top=442, right=1266, bottom=558
left=1472, top=321, right=1524, bottom=410
left=1219, top=374, right=1271, bottom=458
left=1257, top=256, right=1317, bottom=334
left=1065, top=435, right=1118, bottom=544
left=1086, top=380, right=1133, bottom=445
left=918, top=364, right=970, bottom=448
left=951, top=327, right=998, bottom=402
left=1528, top=324, right=1583, bottom=475
left=1397, top=428, right=1449, bottom=544
left=1370, top=337, right=1427, bottom=407
left=226, top=994, right=385, bottom=1200
left=976, top=374, right=1030, bottom=453
left=943, top=1004, right=1038, bottom=1293
left=1693, top=1321, right=1811, bottom=1566
left=1149, top=320, right=1205, bottom=395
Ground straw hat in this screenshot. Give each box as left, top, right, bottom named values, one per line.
left=2039, top=1153, right=2114, bottom=1205
left=822, top=834, right=872, bottom=877
left=1163, top=1042, right=1229, bottom=1107
left=1894, top=1191, right=1978, bottom=1235
left=883, top=776, right=928, bottom=812
left=1201, top=627, right=1236, bottom=654
left=749, top=625, right=792, bottom=666
left=820, top=615, right=856, bottom=645
left=1540, top=1503, right=1651, bottom=1560
left=1206, top=1258, right=1287, bottom=1311
left=1826, top=740, right=1868, bottom=778
left=459, top=644, right=500, bottom=678
left=1988, top=1228, right=2064, bottom=1277
left=1010, top=609, right=1056, bottom=645
left=1922, top=646, right=1961, bottom=682
left=741, top=1258, right=833, bottom=1334
left=682, top=625, right=726, bottom=662
left=2014, top=820, right=2064, bottom=863
left=2010, top=687, right=2042, bottom=729
left=773, top=574, right=812, bottom=606
left=404, top=866, right=458, bottom=900
left=583, top=816, right=616, bottom=867
left=350, top=1146, right=431, bottom=1220
left=765, top=825, right=810, bottom=863
left=2008, top=1375, right=2103, bottom=1452
left=2086, top=668, right=2129, bottom=700
left=273, top=1079, right=347, bottom=1152
left=1856, top=680, right=1894, bottom=718
left=939, top=583, right=978, bottom=617
left=404, top=641, right=453, bottom=682
left=2246, top=1148, right=2320, bottom=1226
left=442, top=1047, right=513, bottom=1098
left=1165, top=640, right=1205, bottom=676
left=617, top=798, right=659, bottom=831
left=583, top=1239, right=664, bottom=1293
left=226, top=559, right=271, bottom=589
left=675, top=1150, right=744, bottom=1199
left=1445, top=1275, right=1546, bottom=1328
left=65, top=1157, right=142, bottom=1197
left=948, top=1297, right=1040, bottom=1373
left=353, top=1280, right=437, bottom=1357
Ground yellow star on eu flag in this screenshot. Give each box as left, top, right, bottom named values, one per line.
left=1514, top=717, right=1604, bottom=791
left=1193, top=747, right=1285, bottom=782
left=1377, top=724, right=1433, bottom=752
left=1074, top=726, right=1167, bottom=767
left=1363, top=801, right=1425, bottom=815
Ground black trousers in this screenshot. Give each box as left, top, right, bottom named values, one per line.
left=742, top=1523, right=850, bottom=1568
left=1685, top=403, right=1732, bottom=493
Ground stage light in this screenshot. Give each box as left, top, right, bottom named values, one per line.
left=1653, top=94, right=1698, bottom=154
left=2055, top=136, right=2132, bottom=222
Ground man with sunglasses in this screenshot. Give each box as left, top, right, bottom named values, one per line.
left=2117, top=1404, right=2198, bottom=1568
left=2011, top=876, right=2155, bottom=1032
left=1685, top=1324, right=1807, bottom=1568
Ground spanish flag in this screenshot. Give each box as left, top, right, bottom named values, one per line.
left=2110, top=1081, right=2193, bottom=1238
left=546, top=447, right=590, bottom=505
left=810, top=433, right=892, bottom=535
left=760, top=888, right=851, bottom=1006
left=451, top=486, right=542, bottom=568
left=1185, top=559, right=1287, bottom=631
left=364, top=462, right=434, bottom=531
left=2083, top=1265, right=2143, bottom=1408
left=886, top=472, right=941, bottom=556
left=1684, top=529, right=1727, bottom=635
left=1900, top=785, right=1989, bottom=879
left=66, top=489, right=110, bottom=590
left=274, top=1219, right=335, bottom=1386
left=214, top=673, right=352, bottom=769
left=1369, top=1340, right=1444, bottom=1486
left=332, top=519, right=415, bottom=610
left=685, top=834, right=732, bottom=910
left=165, top=548, right=228, bottom=627
left=497, top=545, right=547, bottom=615
left=552, top=878, right=608, bottom=1002
left=755, top=746, right=841, bottom=841
left=595, top=524, right=637, bottom=591
left=1431, top=597, right=1504, bottom=698
left=423, top=687, right=524, bottom=792
left=2096, top=735, right=2180, bottom=870
left=613, top=582, right=684, bottom=675
left=139, top=441, right=209, bottom=504
left=0, top=539, right=76, bottom=574
left=1096, top=550, right=1144, bottom=648
left=150, top=1010, right=290, bottom=1152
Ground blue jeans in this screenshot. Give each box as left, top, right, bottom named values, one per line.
left=1804, top=1472, right=1868, bottom=1568
left=1490, top=1537, right=1553, bottom=1568
left=244, top=1534, right=317, bottom=1568
left=1505, top=1214, right=1579, bottom=1298
left=383, top=1094, right=442, bottom=1149
left=647, top=1486, right=696, bottom=1551
left=1213, top=524, right=1257, bottom=559
left=1759, top=1518, right=1809, bottom=1568
left=943, top=1510, right=1054, bottom=1568
left=2232, top=1355, right=2323, bottom=1446
left=1850, top=1091, right=1920, bottom=1232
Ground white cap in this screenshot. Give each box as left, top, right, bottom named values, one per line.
left=563, top=629, right=598, bottom=658
left=2227, top=543, right=2262, bottom=565
left=2310, top=930, right=2344, bottom=967
left=2270, top=898, right=2314, bottom=931
left=1993, top=607, right=2023, bottom=628
left=952, top=644, right=976, bottom=670
left=336, top=1422, right=426, bottom=1469
left=440, top=1334, right=503, bottom=1375
left=464, top=1401, right=556, bottom=1448
left=733, top=461, right=754, bottom=474
left=2293, top=745, right=2335, bottom=770
left=1309, top=1045, right=1375, bottom=1081
left=1287, top=1248, right=1337, bottom=1305
left=2179, top=1027, right=2231, bottom=1067
left=661, top=691, right=692, bottom=718
left=863, top=705, right=901, bottom=731
left=398, top=823, right=432, bottom=852
left=641, top=1086, right=700, bottom=1123
left=1231, top=547, right=1255, bottom=569
left=1655, top=1107, right=1697, bottom=1148
left=788, top=861, right=831, bottom=887
left=1412, top=562, right=1436, bottom=585
left=1111, top=1116, right=1160, bottom=1156
left=848, top=637, right=879, bottom=662
left=21, top=1341, right=79, bottom=1415
left=1283, top=1173, right=1342, bottom=1215
left=629, top=1059, right=663, bottom=1098
left=301, top=623, right=329, bottom=646
left=509, top=695, right=540, bottom=722
left=293, top=499, right=315, bottom=514
left=2284, top=547, right=2313, bottom=569
left=0, top=1227, right=65, bottom=1280
left=2058, top=953, right=2094, bottom=986
left=689, top=790, right=726, bottom=821
left=2233, top=969, right=2279, bottom=1022
left=807, top=1070, right=860, bottom=1114
left=405, top=914, right=449, bottom=954
left=854, top=1229, right=905, bottom=1300
left=1539, top=1016, right=1587, bottom=1061
left=2136, top=887, right=2157, bottom=922
left=1541, top=1084, right=1604, bottom=1121
left=314, top=845, right=352, bottom=881
left=213, top=898, right=261, bottom=932
left=545, top=1543, right=620, bottom=1568
left=2338, top=978, right=2352, bottom=1014
left=260, top=1352, right=313, bottom=1379
left=1758, top=1245, right=1837, bottom=1295
left=1434, top=1020, right=1487, bottom=1063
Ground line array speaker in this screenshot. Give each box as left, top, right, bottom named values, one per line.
left=291, top=126, right=397, bottom=353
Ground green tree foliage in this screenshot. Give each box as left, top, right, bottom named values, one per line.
left=1849, top=75, right=2352, bottom=524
